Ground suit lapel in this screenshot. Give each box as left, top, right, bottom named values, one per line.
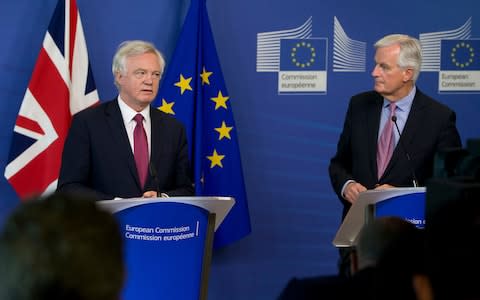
left=149, top=107, right=165, bottom=165
left=397, top=90, right=427, bottom=149
left=384, top=89, right=427, bottom=176
left=104, top=100, right=141, bottom=188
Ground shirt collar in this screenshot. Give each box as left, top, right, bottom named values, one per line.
left=117, top=96, right=150, bottom=123
left=383, top=86, right=416, bottom=111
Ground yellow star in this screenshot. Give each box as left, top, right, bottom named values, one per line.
left=207, top=149, right=225, bottom=168
left=211, top=91, right=229, bottom=110
left=200, top=66, right=213, bottom=85
left=174, top=74, right=193, bottom=95
left=158, top=98, right=175, bottom=115
left=215, top=121, right=233, bottom=140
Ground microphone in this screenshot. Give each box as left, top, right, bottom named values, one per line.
left=391, top=115, right=418, bottom=187
left=149, top=162, right=161, bottom=197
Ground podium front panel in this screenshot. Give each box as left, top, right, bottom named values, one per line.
left=115, top=202, right=211, bottom=300
left=333, top=187, right=426, bottom=247
left=375, top=192, right=425, bottom=228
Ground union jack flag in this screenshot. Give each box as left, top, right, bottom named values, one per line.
left=4, top=0, right=98, bottom=200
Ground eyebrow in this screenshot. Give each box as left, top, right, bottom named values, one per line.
left=133, top=68, right=160, bottom=73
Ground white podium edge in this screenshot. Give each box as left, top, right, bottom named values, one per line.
left=96, top=196, right=235, bottom=231
left=332, top=187, right=426, bottom=247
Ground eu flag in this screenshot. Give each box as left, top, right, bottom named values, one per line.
left=280, top=38, right=327, bottom=71
left=155, top=0, right=251, bottom=248
left=441, top=39, right=480, bottom=70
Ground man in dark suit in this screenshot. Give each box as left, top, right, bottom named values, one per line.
left=58, top=40, right=193, bottom=200
left=329, top=34, right=461, bottom=275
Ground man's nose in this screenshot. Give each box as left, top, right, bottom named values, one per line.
left=371, top=65, right=380, bottom=77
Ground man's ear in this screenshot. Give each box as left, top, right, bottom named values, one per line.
left=115, top=71, right=123, bottom=84
left=412, top=274, right=433, bottom=300
left=403, top=68, right=414, bottom=82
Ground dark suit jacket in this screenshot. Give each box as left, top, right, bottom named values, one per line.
left=329, top=88, right=461, bottom=218
left=57, top=99, right=194, bottom=200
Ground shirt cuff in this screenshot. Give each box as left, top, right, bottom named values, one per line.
left=341, top=180, right=356, bottom=199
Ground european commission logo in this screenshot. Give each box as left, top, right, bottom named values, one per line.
left=441, top=40, right=480, bottom=70
left=256, top=16, right=366, bottom=95
left=257, top=16, right=479, bottom=94
left=280, top=39, right=326, bottom=70
left=438, top=39, right=480, bottom=92
left=278, top=38, right=327, bottom=94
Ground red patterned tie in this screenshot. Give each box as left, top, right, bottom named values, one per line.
left=133, top=114, right=148, bottom=188
left=377, top=103, right=396, bottom=179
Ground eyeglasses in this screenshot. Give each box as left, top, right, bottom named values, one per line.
left=132, top=69, right=162, bottom=80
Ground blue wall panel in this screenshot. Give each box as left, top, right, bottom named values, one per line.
left=0, top=0, right=479, bottom=299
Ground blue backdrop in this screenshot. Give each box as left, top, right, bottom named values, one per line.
left=1, top=1, right=479, bottom=299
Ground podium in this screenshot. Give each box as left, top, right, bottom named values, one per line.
left=332, top=187, right=425, bottom=248
left=97, top=196, right=235, bottom=300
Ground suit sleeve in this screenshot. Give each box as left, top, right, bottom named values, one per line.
left=162, top=124, right=194, bottom=196
left=57, top=113, right=113, bottom=200
left=329, top=99, right=354, bottom=204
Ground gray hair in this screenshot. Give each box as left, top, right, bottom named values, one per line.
left=374, top=34, right=422, bottom=82
left=112, top=40, right=165, bottom=88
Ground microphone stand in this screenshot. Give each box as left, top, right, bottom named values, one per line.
left=149, top=162, right=161, bottom=197
left=392, top=115, right=418, bottom=187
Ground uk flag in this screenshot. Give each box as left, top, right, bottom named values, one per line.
left=4, top=0, right=98, bottom=200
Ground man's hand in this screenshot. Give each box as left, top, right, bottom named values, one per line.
left=343, top=182, right=367, bottom=204
left=374, top=184, right=395, bottom=190
left=142, top=191, right=158, bottom=198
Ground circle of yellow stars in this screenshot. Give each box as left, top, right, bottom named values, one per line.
left=157, top=66, right=234, bottom=169
left=290, top=41, right=316, bottom=68
left=450, top=42, right=475, bottom=68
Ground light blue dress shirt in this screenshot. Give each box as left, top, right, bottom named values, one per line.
left=378, top=86, right=416, bottom=147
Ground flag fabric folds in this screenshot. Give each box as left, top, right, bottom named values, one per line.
left=4, top=0, right=98, bottom=200
left=156, top=0, right=251, bottom=248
